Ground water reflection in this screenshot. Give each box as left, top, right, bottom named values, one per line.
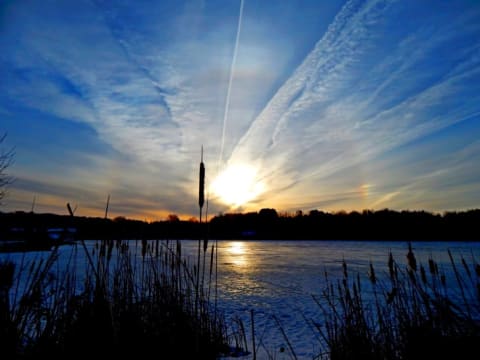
left=224, top=241, right=248, bottom=268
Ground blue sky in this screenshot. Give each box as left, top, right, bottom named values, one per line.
left=1, top=0, right=479, bottom=220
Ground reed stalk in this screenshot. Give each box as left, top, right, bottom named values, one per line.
left=314, top=246, right=480, bottom=360
left=196, top=146, right=205, bottom=317
left=0, top=237, right=230, bottom=358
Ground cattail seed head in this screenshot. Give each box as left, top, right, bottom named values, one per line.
left=141, top=239, right=147, bottom=258
left=176, top=240, right=182, bottom=258
left=368, top=262, right=376, bottom=285
left=388, top=252, right=395, bottom=279
left=342, top=259, right=348, bottom=279
left=428, top=258, right=438, bottom=276
left=199, top=147, right=205, bottom=209
left=407, top=243, right=417, bottom=272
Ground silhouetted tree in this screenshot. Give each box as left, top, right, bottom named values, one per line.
left=258, top=208, right=278, bottom=219
left=167, top=214, right=180, bottom=222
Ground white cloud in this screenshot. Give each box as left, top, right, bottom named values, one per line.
left=1, top=0, right=479, bottom=215
left=222, top=0, right=480, bottom=212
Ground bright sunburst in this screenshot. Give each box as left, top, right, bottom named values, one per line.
left=210, top=163, right=265, bottom=207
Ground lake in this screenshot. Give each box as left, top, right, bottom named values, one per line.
left=209, top=240, right=480, bottom=359
left=2, top=239, right=480, bottom=359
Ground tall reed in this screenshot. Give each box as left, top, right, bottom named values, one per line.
left=0, top=238, right=230, bottom=359
left=314, top=246, right=480, bottom=360
left=0, top=147, right=244, bottom=358
left=196, top=146, right=206, bottom=316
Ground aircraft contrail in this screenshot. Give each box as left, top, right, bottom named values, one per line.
left=217, top=0, right=244, bottom=171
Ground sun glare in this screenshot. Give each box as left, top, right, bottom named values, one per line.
left=210, top=163, right=265, bottom=207
left=226, top=241, right=248, bottom=267
left=229, top=241, right=245, bottom=255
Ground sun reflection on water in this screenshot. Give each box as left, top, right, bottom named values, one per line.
left=225, top=241, right=248, bottom=268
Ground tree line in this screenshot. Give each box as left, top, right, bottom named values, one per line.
left=1, top=208, right=479, bottom=241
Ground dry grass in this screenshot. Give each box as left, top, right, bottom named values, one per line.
left=0, top=239, right=230, bottom=359
left=313, top=244, right=480, bottom=360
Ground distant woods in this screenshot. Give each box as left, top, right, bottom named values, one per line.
left=209, top=208, right=480, bottom=240
left=1, top=208, right=479, bottom=241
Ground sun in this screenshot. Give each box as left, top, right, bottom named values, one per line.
left=210, top=163, right=265, bottom=207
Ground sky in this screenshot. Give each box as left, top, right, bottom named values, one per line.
left=1, top=0, right=479, bottom=221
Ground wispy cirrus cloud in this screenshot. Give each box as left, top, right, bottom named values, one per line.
left=1, top=0, right=479, bottom=217
left=2, top=0, right=262, bottom=216
left=225, top=0, right=480, bottom=212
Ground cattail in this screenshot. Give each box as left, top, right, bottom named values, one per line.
left=196, top=146, right=205, bottom=312
left=141, top=239, right=147, bottom=258
left=440, top=273, right=446, bottom=286
left=67, top=202, right=74, bottom=216
left=104, top=194, right=110, bottom=219
left=199, top=147, right=205, bottom=210
left=176, top=240, right=182, bottom=259
left=428, top=257, right=438, bottom=276
left=406, top=242, right=417, bottom=272
left=388, top=252, right=395, bottom=279
left=368, top=262, right=376, bottom=285
left=342, top=258, right=348, bottom=279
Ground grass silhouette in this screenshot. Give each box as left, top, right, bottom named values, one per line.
left=0, top=239, right=230, bottom=359
left=313, top=245, right=480, bottom=359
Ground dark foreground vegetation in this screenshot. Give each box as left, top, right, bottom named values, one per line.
left=1, top=208, right=479, bottom=241
left=1, top=239, right=479, bottom=359
left=314, top=245, right=480, bottom=360
left=0, top=240, right=234, bottom=359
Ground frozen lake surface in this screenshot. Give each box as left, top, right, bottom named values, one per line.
left=2, top=240, right=480, bottom=359
left=206, top=240, right=480, bottom=359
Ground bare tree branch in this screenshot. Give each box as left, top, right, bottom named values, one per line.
left=0, top=132, right=15, bottom=204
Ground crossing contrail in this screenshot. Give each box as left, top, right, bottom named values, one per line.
left=218, top=0, right=244, bottom=171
